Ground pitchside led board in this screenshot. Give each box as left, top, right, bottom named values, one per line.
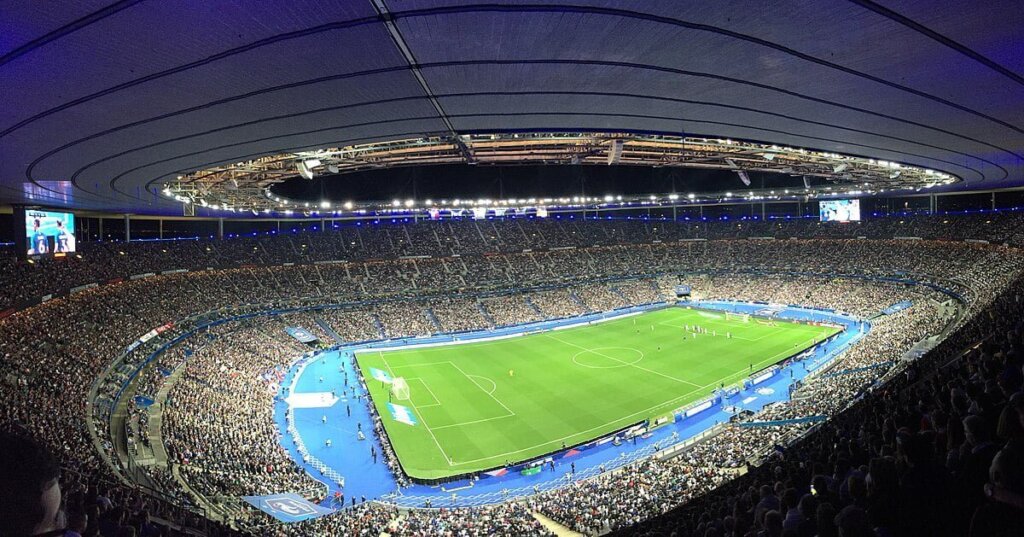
left=24, top=209, right=76, bottom=257
left=819, top=199, right=861, bottom=223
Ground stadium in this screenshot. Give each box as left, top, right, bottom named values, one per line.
left=1, top=2, right=1023, bottom=537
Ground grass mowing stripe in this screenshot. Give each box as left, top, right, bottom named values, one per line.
left=449, top=361, right=518, bottom=416
left=543, top=333, right=703, bottom=387
left=355, top=307, right=840, bottom=479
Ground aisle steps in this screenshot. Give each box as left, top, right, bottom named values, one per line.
left=531, top=512, right=586, bottom=537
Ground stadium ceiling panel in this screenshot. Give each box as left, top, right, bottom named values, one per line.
left=0, top=0, right=1021, bottom=214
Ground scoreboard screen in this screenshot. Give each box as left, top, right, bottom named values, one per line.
left=819, top=199, right=860, bottom=222
left=25, top=210, right=76, bottom=256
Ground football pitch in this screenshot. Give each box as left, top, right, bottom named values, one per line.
left=355, top=307, right=840, bottom=480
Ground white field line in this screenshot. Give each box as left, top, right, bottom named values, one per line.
left=406, top=377, right=441, bottom=407
left=544, top=333, right=702, bottom=388
left=370, top=311, right=838, bottom=470
left=447, top=380, right=713, bottom=466
left=378, top=351, right=453, bottom=466
left=392, top=360, right=465, bottom=368
left=430, top=414, right=516, bottom=430
left=359, top=331, right=526, bottom=353
left=449, top=362, right=517, bottom=417
left=467, top=374, right=498, bottom=395
left=447, top=335, right=818, bottom=468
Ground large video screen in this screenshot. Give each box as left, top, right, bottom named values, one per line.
left=25, top=210, right=76, bottom=255
left=819, top=199, right=860, bottom=222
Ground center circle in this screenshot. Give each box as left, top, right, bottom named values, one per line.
left=571, top=347, right=645, bottom=369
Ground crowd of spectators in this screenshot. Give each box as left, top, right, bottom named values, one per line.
left=529, top=289, right=588, bottom=318
left=317, top=307, right=382, bottom=342
left=428, top=297, right=493, bottom=332
left=4, top=238, right=1013, bottom=325
left=162, top=317, right=325, bottom=502
left=7, top=212, right=1024, bottom=310
left=480, top=293, right=544, bottom=326
left=615, top=279, right=665, bottom=306
left=681, top=424, right=816, bottom=470
left=238, top=494, right=551, bottom=536
left=376, top=302, right=437, bottom=339
left=573, top=283, right=629, bottom=312
left=685, top=274, right=934, bottom=319
left=155, top=264, right=972, bottom=533
left=532, top=459, right=732, bottom=534
left=1, top=214, right=1023, bottom=535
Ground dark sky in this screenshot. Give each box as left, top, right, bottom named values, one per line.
left=272, top=164, right=814, bottom=202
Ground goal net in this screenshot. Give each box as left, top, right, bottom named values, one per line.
left=725, top=312, right=750, bottom=323
left=391, top=377, right=410, bottom=400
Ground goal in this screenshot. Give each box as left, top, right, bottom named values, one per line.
left=391, top=377, right=410, bottom=400
left=725, top=312, right=750, bottom=323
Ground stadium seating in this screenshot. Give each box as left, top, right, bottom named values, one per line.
left=2, top=213, right=1024, bottom=535
left=5, top=213, right=1024, bottom=311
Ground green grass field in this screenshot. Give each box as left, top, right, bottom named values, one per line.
left=355, top=307, right=839, bottom=480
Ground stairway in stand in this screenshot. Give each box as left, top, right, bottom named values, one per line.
left=531, top=511, right=586, bottom=537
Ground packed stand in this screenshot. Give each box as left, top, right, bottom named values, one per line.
left=1, top=214, right=1023, bottom=535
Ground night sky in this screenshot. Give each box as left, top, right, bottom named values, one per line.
left=272, top=164, right=817, bottom=202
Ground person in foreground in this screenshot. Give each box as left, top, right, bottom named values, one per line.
left=0, top=430, right=65, bottom=537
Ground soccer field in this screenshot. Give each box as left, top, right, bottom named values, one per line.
left=355, top=307, right=840, bottom=480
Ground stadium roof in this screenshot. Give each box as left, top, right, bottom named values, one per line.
left=1, top=0, right=1022, bottom=215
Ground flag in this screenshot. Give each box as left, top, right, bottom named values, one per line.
left=483, top=468, right=509, bottom=478
left=387, top=403, right=417, bottom=426
left=370, top=368, right=392, bottom=384
left=560, top=448, right=582, bottom=459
